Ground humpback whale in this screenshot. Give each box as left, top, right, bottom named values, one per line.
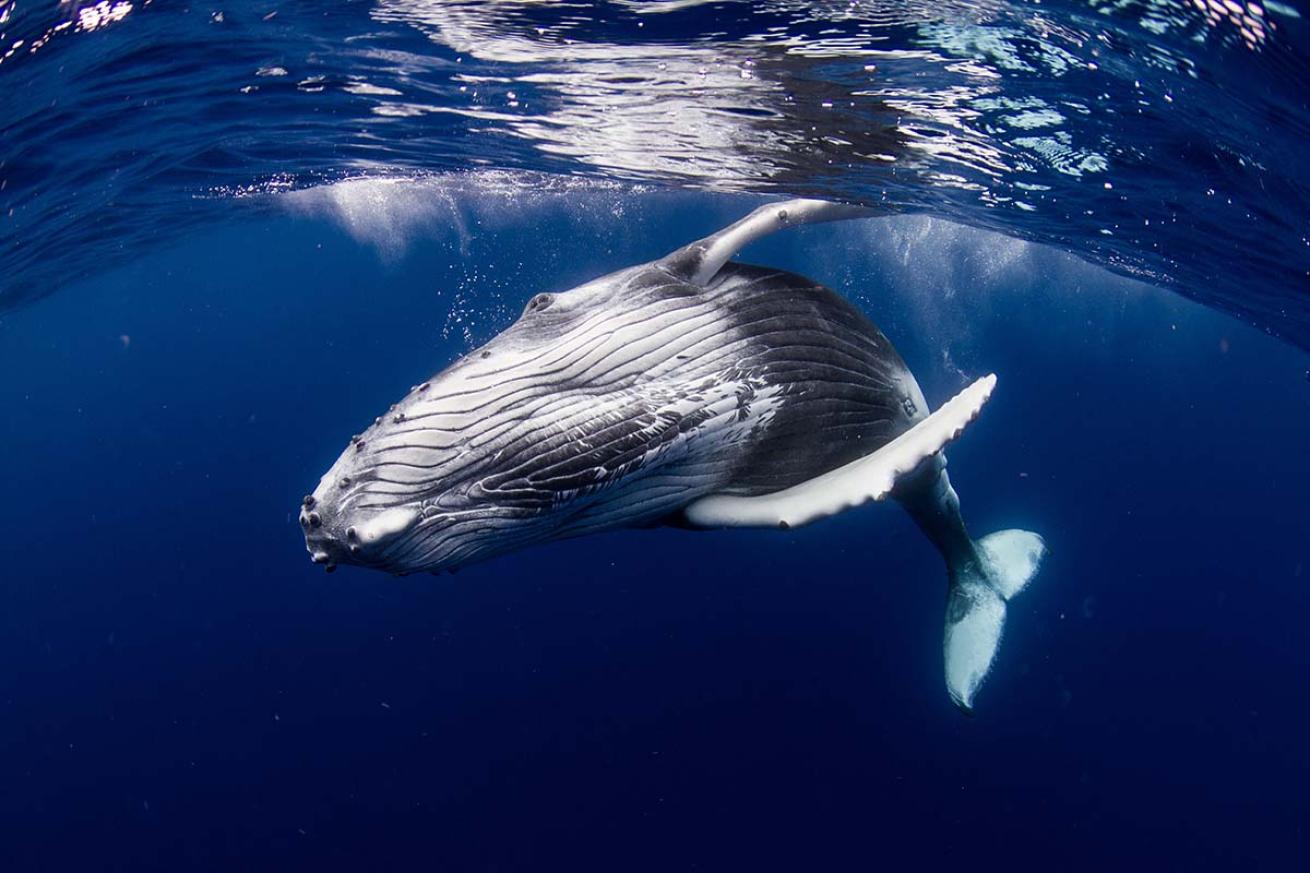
left=299, top=200, right=1046, bottom=711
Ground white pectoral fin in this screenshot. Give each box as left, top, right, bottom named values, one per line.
left=663, top=199, right=874, bottom=286
left=684, top=374, right=998, bottom=529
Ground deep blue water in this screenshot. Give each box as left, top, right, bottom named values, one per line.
left=2, top=194, right=1308, bottom=869
left=3, top=2, right=1310, bottom=871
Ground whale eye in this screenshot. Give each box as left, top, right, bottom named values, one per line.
left=524, top=293, right=554, bottom=315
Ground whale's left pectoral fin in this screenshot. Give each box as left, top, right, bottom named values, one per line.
left=684, top=375, right=997, bottom=529
left=661, top=199, right=874, bottom=286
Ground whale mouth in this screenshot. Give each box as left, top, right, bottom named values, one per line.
left=298, top=494, right=421, bottom=574
left=298, top=494, right=351, bottom=573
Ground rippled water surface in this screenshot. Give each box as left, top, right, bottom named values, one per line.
left=2, top=0, right=1308, bottom=345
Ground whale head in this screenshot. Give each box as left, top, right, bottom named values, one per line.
left=299, top=265, right=706, bottom=575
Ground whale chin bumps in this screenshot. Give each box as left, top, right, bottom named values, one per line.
left=298, top=199, right=1047, bottom=712
left=298, top=429, right=429, bottom=574
left=301, top=492, right=422, bottom=574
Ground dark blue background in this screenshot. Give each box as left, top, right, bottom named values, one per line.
left=1, top=195, right=1307, bottom=870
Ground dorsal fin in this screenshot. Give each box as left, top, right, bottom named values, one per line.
left=660, top=199, right=874, bottom=286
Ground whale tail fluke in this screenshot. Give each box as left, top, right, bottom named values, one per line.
left=943, top=529, right=1046, bottom=713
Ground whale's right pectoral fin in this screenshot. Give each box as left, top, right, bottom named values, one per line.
left=683, top=374, right=997, bottom=529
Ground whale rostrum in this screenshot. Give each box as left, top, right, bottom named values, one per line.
left=300, top=199, right=1046, bottom=712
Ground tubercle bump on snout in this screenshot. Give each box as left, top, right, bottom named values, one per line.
left=523, top=292, right=554, bottom=315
